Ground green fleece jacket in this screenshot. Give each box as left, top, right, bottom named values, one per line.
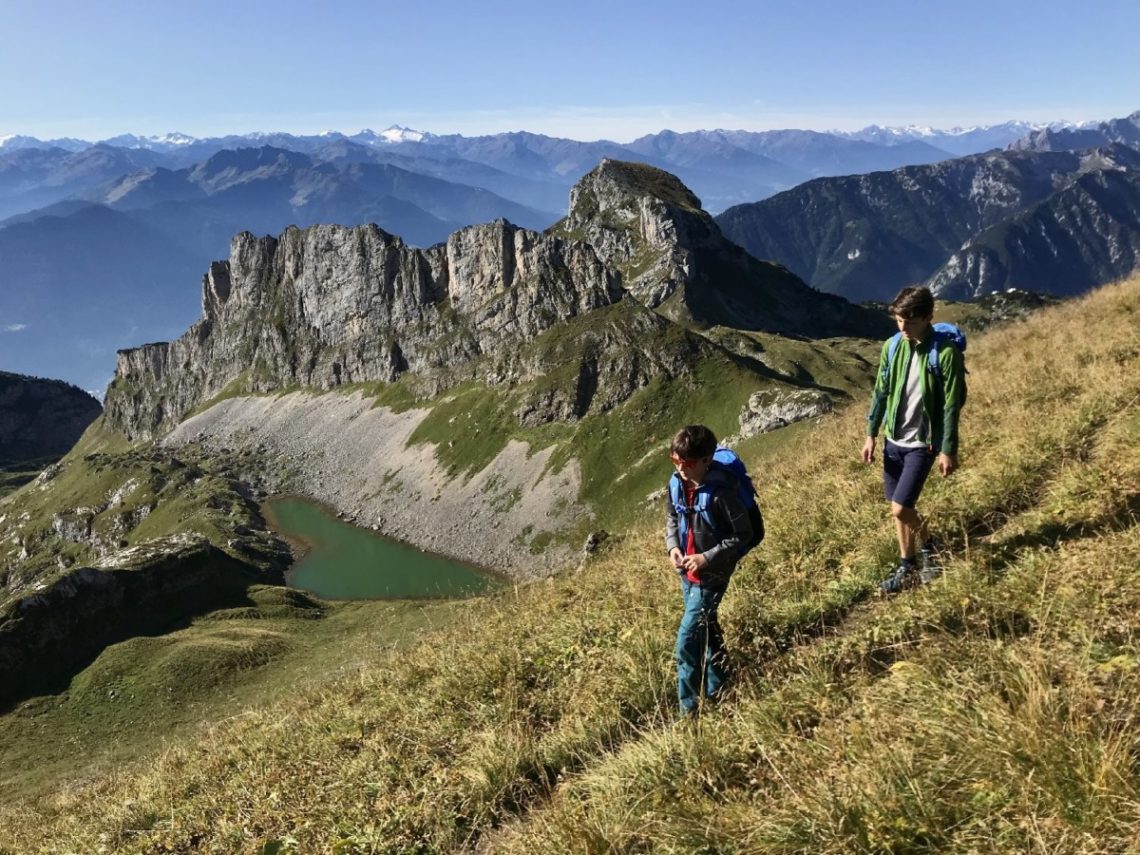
left=865, top=329, right=966, bottom=456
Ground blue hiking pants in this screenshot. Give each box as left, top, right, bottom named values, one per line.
left=676, top=578, right=728, bottom=714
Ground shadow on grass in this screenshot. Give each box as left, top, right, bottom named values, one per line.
left=0, top=552, right=278, bottom=713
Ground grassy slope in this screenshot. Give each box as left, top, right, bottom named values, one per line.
left=3, top=276, right=1138, bottom=853
left=0, top=587, right=462, bottom=802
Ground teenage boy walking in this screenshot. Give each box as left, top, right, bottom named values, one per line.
left=665, top=425, right=752, bottom=719
left=862, top=286, right=966, bottom=594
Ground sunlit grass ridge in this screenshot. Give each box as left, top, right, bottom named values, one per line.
left=3, top=276, right=1139, bottom=853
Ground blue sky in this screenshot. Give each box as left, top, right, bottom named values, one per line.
left=3, top=0, right=1137, bottom=141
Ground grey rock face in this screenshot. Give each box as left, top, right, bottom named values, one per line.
left=559, top=159, right=891, bottom=337
left=734, top=389, right=834, bottom=440
left=106, top=219, right=619, bottom=439
left=564, top=158, right=719, bottom=307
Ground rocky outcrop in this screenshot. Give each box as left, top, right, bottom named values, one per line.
left=104, top=161, right=888, bottom=441
left=561, top=160, right=890, bottom=337
left=562, top=159, right=719, bottom=307
left=0, top=372, right=101, bottom=464
left=733, top=389, right=834, bottom=440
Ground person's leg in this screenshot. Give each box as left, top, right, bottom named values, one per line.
left=889, top=446, right=934, bottom=558
left=701, top=585, right=728, bottom=700
left=675, top=578, right=705, bottom=715
left=880, top=444, right=934, bottom=594
left=891, top=502, right=928, bottom=560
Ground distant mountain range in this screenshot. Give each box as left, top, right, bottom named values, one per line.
left=836, top=120, right=1100, bottom=156
left=0, top=371, right=100, bottom=465
left=0, top=114, right=1132, bottom=392
left=717, top=111, right=1140, bottom=302
left=0, top=119, right=1077, bottom=215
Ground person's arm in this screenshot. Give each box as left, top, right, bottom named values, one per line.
left=864, top=339, right=892, bottom=463
left=938, top=343, right=965, bottom=475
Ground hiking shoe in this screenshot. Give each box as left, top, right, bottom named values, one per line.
left=919, top=538, right=943, bottom=584
left=878, top=561, right=918, bottom=596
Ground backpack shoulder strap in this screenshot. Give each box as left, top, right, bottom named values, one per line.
left=928, top=333, right=943, bottom=381
left=668, top=473, right=684, bottom=509
left=883, top=332, right=903, bottom=387
left=693, top=484, right=720, bottom=534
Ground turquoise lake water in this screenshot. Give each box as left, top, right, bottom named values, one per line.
left=262, top=496, right=497, bottom=600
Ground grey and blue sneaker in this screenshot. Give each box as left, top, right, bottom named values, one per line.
left=879, top=559, right=918, bottom=595
left=919, top=537, right=943, bottom=584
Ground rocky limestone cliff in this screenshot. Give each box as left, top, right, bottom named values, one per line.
left=105, top=160, right=887, bottom=441
left=0, top=372, right=102, bottom=464
left=106, top=218, right=619, bottom=439
left=560, top=159, right=889, bottom=336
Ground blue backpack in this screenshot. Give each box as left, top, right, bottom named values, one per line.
left=884, top=322, right=968, bottom=405
left=669, top=446, right=765, bottom=557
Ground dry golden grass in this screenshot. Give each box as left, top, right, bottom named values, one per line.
left=2, top=275, right=1138, bottom=854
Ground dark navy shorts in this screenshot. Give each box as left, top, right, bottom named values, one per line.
left=883, top=441, right=934, bottom=508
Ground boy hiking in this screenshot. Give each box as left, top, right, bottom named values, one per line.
left=665, top=425, right=753, bottom=719
left=862, top=286, right=966, bottom=594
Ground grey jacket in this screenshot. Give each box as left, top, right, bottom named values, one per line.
left=664, top=464, right=752, bottom=588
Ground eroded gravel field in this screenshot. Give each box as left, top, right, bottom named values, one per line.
left=164, top=392, right=585, bottom=578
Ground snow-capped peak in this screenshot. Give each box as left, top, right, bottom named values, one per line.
left=153, top=132, right=196, bottom=146
left=346, top=126, right=431, bottom=146
left=382, top=125, right=426, bottom=142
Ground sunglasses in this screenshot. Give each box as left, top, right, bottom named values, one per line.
left=670, top=454, right=706, bottom=468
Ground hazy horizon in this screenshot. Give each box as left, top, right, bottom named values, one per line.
left=3, top=0, right=1136, bottom=144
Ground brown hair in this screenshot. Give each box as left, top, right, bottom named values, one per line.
left=671, top=424, right=717, bottom=460
left=889, top=286, right=935, bottom=320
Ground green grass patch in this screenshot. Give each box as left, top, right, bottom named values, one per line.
left=406, top=383, right=522, bottom=480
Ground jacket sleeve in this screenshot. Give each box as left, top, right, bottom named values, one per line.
left=938, top=343, right=966, bottom=456
left=665, top=480, right=681, bottom=553
left=866, top=338, right=891, bottom=437
left=701, top=489, right=752, bottom=570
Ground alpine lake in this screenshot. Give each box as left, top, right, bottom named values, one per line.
left=261, top=496, right=500, bottom=600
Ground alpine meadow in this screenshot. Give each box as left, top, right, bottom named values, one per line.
left=1, top=268, right=1138, bottom=850
left=4, top=6, right=1140, bottom=849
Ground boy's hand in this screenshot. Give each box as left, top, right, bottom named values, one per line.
left=938, top=453, right=958, bottom=477
left=861, top=436, right=876, bottom=464
left=669, top=547, right=684, bottom=570
left=681, top=553, right=707, bottom=574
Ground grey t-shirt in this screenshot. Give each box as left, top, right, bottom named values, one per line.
left=891, top=351, right=929, bottom=448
